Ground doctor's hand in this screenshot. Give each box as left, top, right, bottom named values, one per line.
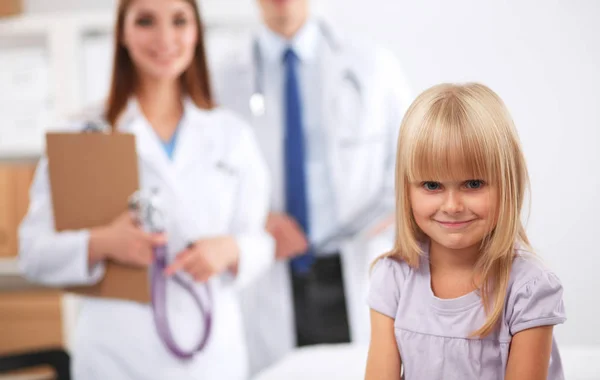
left=164, top=237, right=240, bottom=282
left=266, top=213, right=309, bottom=260
left=88, top=212, right=166, bottom=268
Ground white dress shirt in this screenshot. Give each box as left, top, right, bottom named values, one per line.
left=257, top=20, right=340, bottom=254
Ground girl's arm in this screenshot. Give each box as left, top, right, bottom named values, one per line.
left=505, top=326, right=554, bottom=380
left=365, top=309, right=402, bottom=380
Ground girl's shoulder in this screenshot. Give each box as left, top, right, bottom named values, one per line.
left=368, top=255, right=417, bottom=319
left=504, top=248, right=566, bottom=334
left=509, top=248, right=561, bottom=291
left=370, top=255, right=421, bottom=285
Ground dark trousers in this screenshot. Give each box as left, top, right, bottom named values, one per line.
left=291, top=253, right=351, bottom=347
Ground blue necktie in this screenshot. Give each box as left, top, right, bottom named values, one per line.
left=283, top=48, right=314, bottom=274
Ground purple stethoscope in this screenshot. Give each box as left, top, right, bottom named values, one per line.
left=128, top=189, right=212, bottom=359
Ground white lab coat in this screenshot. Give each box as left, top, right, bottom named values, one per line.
left=18, top=97, right=274, bottom=380
left=212, top=20, right=413, bottom=375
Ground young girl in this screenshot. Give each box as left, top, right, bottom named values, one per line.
left=365, top=83, right=566, bottom=380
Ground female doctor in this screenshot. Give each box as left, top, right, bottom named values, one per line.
left=18, top=0, right=273, bottom=379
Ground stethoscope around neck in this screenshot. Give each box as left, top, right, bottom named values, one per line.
left=248, top=20, right=364, bottom=118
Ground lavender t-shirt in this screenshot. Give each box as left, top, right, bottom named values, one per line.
left=368, top=245, right=566, bottom=380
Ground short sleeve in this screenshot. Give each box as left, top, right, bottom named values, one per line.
left=368, top=257, right=404, bottom=319
left=508, top=271, right=566, bottom=335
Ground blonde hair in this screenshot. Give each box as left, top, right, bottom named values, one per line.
left=382, top=83, right=531, bottom=337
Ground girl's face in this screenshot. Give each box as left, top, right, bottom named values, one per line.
left=409, top=178, right=498, bottom=252
left=122, top=0, right=198, bottom=83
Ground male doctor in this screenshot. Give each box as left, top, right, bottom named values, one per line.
left=212, top=0, right=413, bottom=375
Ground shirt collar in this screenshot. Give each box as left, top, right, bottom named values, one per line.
left=116, top=95, right=197, bottom=132
left=257, top=18, right=321, bottom=64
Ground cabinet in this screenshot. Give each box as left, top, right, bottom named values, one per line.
left=0, top=163, right=63, bottom=377
left=0, top=291, right=63, bottom=355
left=0, top=163, right=36, bottom=259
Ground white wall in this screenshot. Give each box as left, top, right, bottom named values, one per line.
left=321, top=0, right=600, bottom=346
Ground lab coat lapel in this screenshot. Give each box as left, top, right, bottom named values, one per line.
left=215, top=34, right=256, bottom=122
left=118, top=98, right=211, bottom=249
left=172, top=98, right=216, bottom=175
left=245, top=34, right=285, bottom=212
left=117, top=98, right=180, bottom=199
left=319, top=21, right=368, bottom=224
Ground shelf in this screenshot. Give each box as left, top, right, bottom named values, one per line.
left=0, top=4, right=260, bottom=37
left=0, top=10, right=114, bottom=37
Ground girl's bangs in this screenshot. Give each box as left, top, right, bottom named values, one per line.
left=404, top=99, right=499, bottom=184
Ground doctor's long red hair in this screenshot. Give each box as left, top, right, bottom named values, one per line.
left=105, top=0, right=214, bottom=129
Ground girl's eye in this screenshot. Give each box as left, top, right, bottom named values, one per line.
left=422, top=182, right=441, bottom=191
left=465, top=180, right=485, bottom=189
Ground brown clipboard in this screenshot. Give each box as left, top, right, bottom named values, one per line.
left=45, top=132, right=151, bottom=303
